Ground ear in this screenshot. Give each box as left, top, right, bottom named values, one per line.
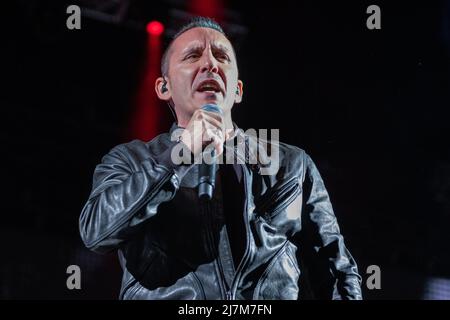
left=155, top=77, right=172, bottom=101
left=234, top=80, right=244, bottom=104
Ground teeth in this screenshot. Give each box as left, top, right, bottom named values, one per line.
left=198, top=82, right=220, bottom=92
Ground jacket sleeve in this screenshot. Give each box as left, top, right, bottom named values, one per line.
left=299, top=153, right=362, bottom=300
left=79, top=141, right=192, bottom=254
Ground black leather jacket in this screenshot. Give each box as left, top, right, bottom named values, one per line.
left=79, top=124, right=362, bottom=300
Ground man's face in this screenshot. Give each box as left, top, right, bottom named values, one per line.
left=164, top=27, right=242, bottom=121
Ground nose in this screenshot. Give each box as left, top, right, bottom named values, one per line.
left=200, top=50, right=219, bottom=74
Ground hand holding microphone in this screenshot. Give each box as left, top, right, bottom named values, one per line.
left=179, top=104, right=228, bottom=158
left=178, top=104, right=228, bottom=200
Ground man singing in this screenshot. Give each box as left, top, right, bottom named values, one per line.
left=79, top=17, right=362, bottom=300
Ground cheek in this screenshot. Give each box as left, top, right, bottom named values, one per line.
left=224, top=69, right=238, bottom=89
left=171, top=67, right=195, bottom=90
left=226, top=80, right=238, bottom=95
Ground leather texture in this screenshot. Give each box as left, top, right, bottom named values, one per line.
left=79, top=124, right=362, bottom=300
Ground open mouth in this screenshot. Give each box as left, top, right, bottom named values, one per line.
left=196, top=79, right=224, bottom=95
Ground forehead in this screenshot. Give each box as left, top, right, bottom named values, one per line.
left=171, top=27, right=233, bottom=53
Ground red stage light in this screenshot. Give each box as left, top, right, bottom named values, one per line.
left=146, top=21, right=164, bottom=36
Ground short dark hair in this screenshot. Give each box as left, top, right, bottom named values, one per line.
left=160, top=17, right=231, bottom=76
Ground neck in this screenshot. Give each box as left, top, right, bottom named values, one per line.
left=222, top=116, right=234, bottom=130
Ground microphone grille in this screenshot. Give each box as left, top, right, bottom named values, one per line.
left=201, top=104, right=222, bottom=115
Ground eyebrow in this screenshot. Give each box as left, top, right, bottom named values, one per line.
left=181, top=42, right=231, bottom=55
left=181, top=43, right=204, bottom=55
left=212, top=43, right=230, bottom=53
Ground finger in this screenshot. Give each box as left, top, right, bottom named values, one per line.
left=209, top=133, right=224, bottom=155
left=203, top=127, right=224, bottom=143
left=201, top=114, right=224, bottom=131
left=224, top=129, right=232, bottom=141
left=202, top=120, right=225, bottom=145
left=202, top=121, right=224, bottom=137
left=200, top=110, right=223, bottom=122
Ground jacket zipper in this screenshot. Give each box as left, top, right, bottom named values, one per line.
left=202, top=200, right=230, bottom=299
left=120, top=278, right=138, bottom=300
left=265, top=185, right=301, bottom=221
left=258, top=177, right=300, bottom=221
left=190, top=272, right=207, bottom=300
left=228, top=164, right=252, bottom=300
left=252, top=241, right=289, bottom=300
left=258, top=176, right=297, bottom=211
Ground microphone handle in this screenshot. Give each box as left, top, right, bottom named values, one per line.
left=198, top=104, right=222, bottom=201
left=198, top=149, right=217, bottom=201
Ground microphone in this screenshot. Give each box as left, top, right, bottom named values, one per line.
left=198, top=104, right=222, bottom=201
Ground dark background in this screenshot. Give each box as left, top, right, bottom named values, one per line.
left=1, top=0, right=450, bottom=299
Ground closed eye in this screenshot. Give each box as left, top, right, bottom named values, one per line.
left=215, top=53, right=230, bottom=62
left=184, top=53, right=200, bottom=60
left=212, top=47, right=230, bottom=62
left=182, top=46, right=203, bottom=61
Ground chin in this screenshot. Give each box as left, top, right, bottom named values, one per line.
left=200, top=99, right=223, bottom=107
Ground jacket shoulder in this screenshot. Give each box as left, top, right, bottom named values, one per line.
left=276, top=141, right=309, bottom=177
left=278, top=141, right=307, bottom=159
left=103, top=133, right=171, bottom=166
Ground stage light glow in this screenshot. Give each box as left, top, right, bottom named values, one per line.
left=146, top=21, right=164, bottom=36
